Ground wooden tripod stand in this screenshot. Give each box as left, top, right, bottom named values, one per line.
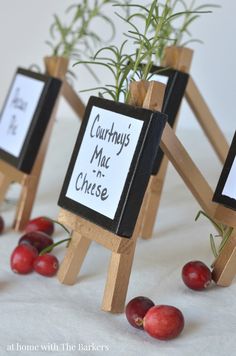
left=0, top=56, right=85, bottom=231
left=56, top=78, right=231, bottom=313
left=140, top=46, right=229, bottom=240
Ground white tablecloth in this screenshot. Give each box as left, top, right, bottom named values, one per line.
left=0, top=116, right=235, bottom=356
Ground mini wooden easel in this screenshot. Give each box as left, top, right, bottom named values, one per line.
left=57, top=79, right=232, bottom=313
left=158, top=115, right=236, bottom=287
left=135, top=79, right=236, bottom=288
left=0, top=56, right=86, bottom=231
left=57, top=80, right=165, bottom=313
left=140, top=46, right=229, bottom=239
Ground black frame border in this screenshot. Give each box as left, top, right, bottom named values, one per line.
left=58, top=96, right=167, bottom=237
left=149, top=65, right=189, bottom=174
left=0, top=68, right=61, bottom=174
left=213, top=132, right=236, bottom=210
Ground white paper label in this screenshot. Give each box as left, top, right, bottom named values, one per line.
left=222, top=157, right=236, bottom=199
left=66, top=106, right=144, bottom=219
left=0, top=73, right=45, bottom=157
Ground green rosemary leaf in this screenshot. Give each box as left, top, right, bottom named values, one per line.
left=210, top=233, right=218, bottom=258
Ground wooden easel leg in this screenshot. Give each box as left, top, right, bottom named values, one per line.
left=185, top=77, right=229, bottom=164
left=140, top=155, right=169, bottom=239
left=57, top=230, right=91, bottom=285
left=13, top=97, right=59, bottom=231
left=0, top=174, right=11, bottom=203
left=13, top=175, right=37, bottom=231
left=160, top=122, right=216, bottom=217
left=102, top=245, right=136, bottom=313
left=212, top=235, right=236, bottom=286
left=61, top=81, right=86, bottom=120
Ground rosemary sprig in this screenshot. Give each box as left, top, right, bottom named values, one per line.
left=46, top=1, right=115, bottom=81
left=46, top=1, right=115, bottom=58
left=113, top=0, right=220, bottom=63
left=74, top=40, right=133, bottom=102
left=195, top=210, right=233, bottom=258
left=74, top=0, right=182, bottom=101
left=155, top=0, right=220, bottom=61
left=74, top=0, right=219, bottom=101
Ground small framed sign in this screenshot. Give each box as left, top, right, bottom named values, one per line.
left=58, top=96, right=167, bottom=237
left=0, top=68, right=61, bottom=173
left=149, top=66, right=189, bottom=173
left=213, top=132, right=236, bottom=210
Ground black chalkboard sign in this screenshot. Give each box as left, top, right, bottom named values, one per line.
left=58, top=96, right=167, bottom=237
left=0, top=68, right=61, bottom=173
left=213, top=132, right=236, bottom=210
left=149, top=66, right=189, bottom=174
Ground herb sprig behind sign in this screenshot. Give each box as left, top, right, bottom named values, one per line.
left=46, top=0, right=115, bottom=58
left=111, top=1, right=219, bottom=63
left=195, top=210, right=233, bottom=259
left=74, top=0, right=219, bottom=101
left=45, top=0, right=115, bottom=80
left=74, top=0, right=178, bottom=102
left=74, top=0, right=197, bottom=101
left=155, top=0, right=220, bottom=62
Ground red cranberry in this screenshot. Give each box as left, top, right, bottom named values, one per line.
left=182, top=260, right=212, bottom=290
left=143, top=305, right=184, bottom=340
left=25, top=216, right=54, bottom=236
left=10, top=244, right=38, bottom=274
left=0, top=215, right=4, bottom=234
left=18, top=231, right=53, bottom=253
left=34, top=254, right=59, bottom=277
left=125, top=296, right=155, bottom=329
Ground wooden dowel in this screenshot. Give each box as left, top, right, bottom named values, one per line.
left=162, top=46, right=193, bottom=73
left=58, top=230, right=91, bottom=285
left=214, top=205, right=236, bottom=229
left=140, top=47, right=193, bottom=239
left=44, top=56, right=69, bottom=80
left=0, top=174, right=11, bottom=204
left=185, top=77, right=229, bottom=164
left=102, top=247, right=136, bottom=313
left=212, top=234, right=236, bottom=286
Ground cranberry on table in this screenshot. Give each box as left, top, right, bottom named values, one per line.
left=25, top=216, right=54, bottom=236
left=34, top=254, right=59, bottom=277
left=10, top=244, right=38, bottom=274
left=143, top=305, right=185, bottom=340
left=125, top=296, right=155, bottom=329
left=182, top=260, right=212, bottom=291
left=18, top=231, right=53, bottom=253
left=0, top=215, right=4, bottom=234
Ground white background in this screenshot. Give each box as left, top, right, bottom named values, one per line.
left=0, top=0, right=235, bottom=140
